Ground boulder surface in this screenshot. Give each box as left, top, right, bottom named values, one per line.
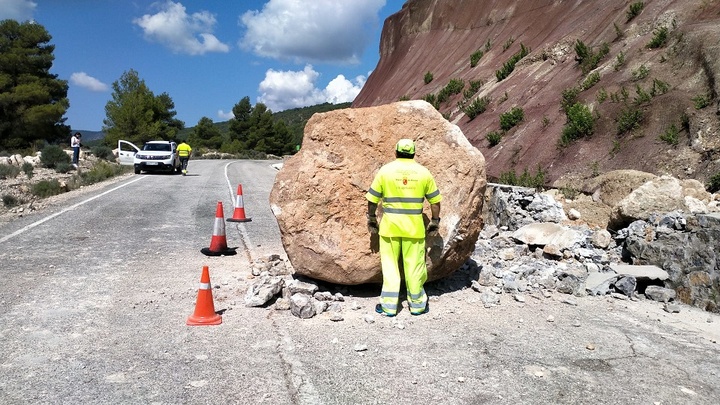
left=610, top=176, right=713, bottom=229
left=270, top=100, right=486, bottom=285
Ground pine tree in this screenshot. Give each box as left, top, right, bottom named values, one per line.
left=0, top=20, right=69, bottom=150
left=103, top=69, right=183, bottom=146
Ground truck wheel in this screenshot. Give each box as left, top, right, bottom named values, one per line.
left=134, top=167, right=141, bottom=174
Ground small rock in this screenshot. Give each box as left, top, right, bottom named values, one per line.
left=562, top=298, right=578, bottom=306
left=614, top=276, right=637, bottom=297
left=590, top=229, right=612, bottom=249
left=611, top=293, right=628, bottom=301
left=664, top=303, right=681, bottom=313
left=567, top=208, right=581, bottom=220
left=586, top=344, right=596, bottom=350
left=546, top=315, right=555, bottom=323
left=274, top=298, right=291, bottom=311
left=645, top=285, right=677, bottom=303
left=353, top=344, right=367, bottom=352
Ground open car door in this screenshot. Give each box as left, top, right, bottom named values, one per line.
left=118, top=140, right=140, bottom=166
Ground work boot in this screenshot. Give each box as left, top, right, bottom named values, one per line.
left=410, top=302, right=429, bottom=316
left=375, top=304, right=396, bottom=317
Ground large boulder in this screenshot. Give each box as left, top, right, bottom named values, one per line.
left=270, top=100, right=486, bottom=285
left=610, top=176, right=713, bottom=229
left=581, top=170, right=657, bottom=207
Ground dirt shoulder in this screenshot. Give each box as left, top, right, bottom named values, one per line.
left=0, top=161, right=134, bottom=226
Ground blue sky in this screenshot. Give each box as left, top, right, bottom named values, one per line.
left=0, top=0, right=406, bottom=131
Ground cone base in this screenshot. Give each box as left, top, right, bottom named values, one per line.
left=227, top=217, right=252, bottom=222
left=200, top=247, right=237, bottom=256
left=186, top=313, right=222, bottom=326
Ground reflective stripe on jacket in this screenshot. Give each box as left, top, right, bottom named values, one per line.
left=365, top=158, right=442, bottom=238
left=177, top=143, right=192, bottom=157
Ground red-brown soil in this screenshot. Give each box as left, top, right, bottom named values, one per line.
left=353, top=0, right=720, bottom=188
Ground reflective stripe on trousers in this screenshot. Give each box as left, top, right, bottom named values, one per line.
left=378, top=235, right=428, bottom=315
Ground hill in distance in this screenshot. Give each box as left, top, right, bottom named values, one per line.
left=74, top=102, right=351, bottom=147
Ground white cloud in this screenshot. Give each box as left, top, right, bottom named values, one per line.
left=217, top=110, right=234, bottom=120
left=324, top=74, right=367, bottom=104
left=133, top=1, right=230, bottom=55
left=240, top=0, right=385, bottom=64
left=258, top=65, right=365, bottom=112
left=0, top=0, right=36, bottom=21
left=70, top=72, right=109, bottom=92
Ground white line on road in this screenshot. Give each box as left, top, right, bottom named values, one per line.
left=224, top=161, right=254, bottom=261
left=0, top=176, right=146, bottom=244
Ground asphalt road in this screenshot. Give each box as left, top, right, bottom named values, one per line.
left=1, top=159, right=719, bottom=404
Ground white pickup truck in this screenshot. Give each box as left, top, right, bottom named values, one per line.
left=117, top=140, right=181, bottom=174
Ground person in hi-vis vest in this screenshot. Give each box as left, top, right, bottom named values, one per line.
left=177, top=141, right=192, bottom=175
left=365, top=139, right=442, bottom=316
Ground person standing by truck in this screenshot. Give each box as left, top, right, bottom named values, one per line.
left=177, top=141, right=192, bottom=175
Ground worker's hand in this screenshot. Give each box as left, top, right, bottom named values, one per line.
left=426, top=217, right=440, bottom=236
left=367, top=214, right=379, bottom=234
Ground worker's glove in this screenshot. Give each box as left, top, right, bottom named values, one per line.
left=426, top=217, right=440, bottom=236
left=367, top=214, right=379, bottom=234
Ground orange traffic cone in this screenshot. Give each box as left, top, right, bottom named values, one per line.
left=187, top=265, right=222, bottom=326
left=227, top=184, right=252, bottom=223
left=200, top=201, right=237, bottom=256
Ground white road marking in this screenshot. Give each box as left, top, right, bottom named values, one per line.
left=224, top=161, right=254, bottom=260
left=0, top=176, right=146, bottom=244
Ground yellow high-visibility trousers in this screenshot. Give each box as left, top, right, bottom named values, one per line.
left=378, top=236, right=428, bottom=315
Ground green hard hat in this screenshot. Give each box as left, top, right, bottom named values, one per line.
left=395, top=139, right=416, bottom=154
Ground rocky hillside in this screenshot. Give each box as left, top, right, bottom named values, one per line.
left=353, top=0, right=720, bottom=188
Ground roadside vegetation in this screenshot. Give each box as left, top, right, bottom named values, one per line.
left=470, top=40, right=492, bottom=68
left=496, top=43, right=530, bottom=81
left=424, top=71, right=434, bottom=84
left=626, top=1, right=644, bottom=23
left=647, top=26, right=669, bottom=49
left=423, top=78, right=466, bottom=110
left=708, top=173, right=720, bottom=193
left=498, top=167, right=546, bottom=189
left=574, top=40, right=610, bottom=74
left=500, top=107, right=524, bottom=131
left=560, top=103, right=595, bottom=146
left=464, top=96, right=491, bottom=121
left=486, top=131, right=503, bottom=147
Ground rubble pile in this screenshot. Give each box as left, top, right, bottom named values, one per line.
left=248, top=184, right=720, bottom=318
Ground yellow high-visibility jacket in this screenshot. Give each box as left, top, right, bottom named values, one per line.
left=177, top=142, right=192, bottom=157
left=366, top=158, right=442, bottom=238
